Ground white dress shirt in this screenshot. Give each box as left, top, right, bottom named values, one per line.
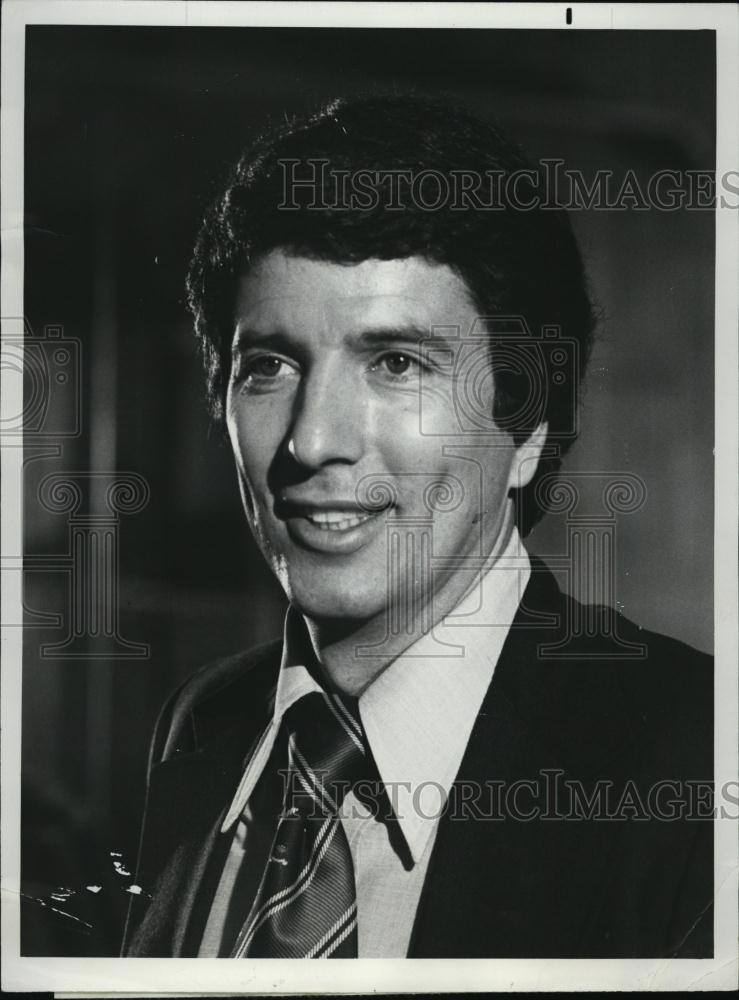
left=199, top=528, right=530, bottom=957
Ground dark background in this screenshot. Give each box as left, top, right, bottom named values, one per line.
left=22, top=26, right=715, bottom=955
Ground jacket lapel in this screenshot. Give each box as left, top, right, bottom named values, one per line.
left=125, top=646, right=281, bottom=956
left=408, top=559, right=643, bottom=957
left=127, top=753, right=243, bottom=955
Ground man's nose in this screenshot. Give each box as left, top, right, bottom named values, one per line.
left=286, top=366, right=365, bottom=469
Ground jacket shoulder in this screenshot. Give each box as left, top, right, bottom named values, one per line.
left=613, top=614, right=713, bottom=755
left=149, top=638, right=282, bottom=768
left=592, top=602, right=713, bottom=701
left=510, top=559, right=713, bottom=776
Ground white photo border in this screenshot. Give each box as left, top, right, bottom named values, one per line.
left=2, top=1, right=737, bottom=993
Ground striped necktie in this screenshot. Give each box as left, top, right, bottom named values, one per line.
left=231, top=690, right=366, bottom=958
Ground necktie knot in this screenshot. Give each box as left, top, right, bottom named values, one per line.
left=283, top=691, right=367, bottom=816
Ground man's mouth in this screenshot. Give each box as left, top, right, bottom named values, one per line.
left=275, top=498, right=392, bottom=552
left=303, top=509, right=376, bottom=532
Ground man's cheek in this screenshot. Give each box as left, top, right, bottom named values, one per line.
left=379, top=413, right=446, bottom=467
left=235, top=426, right=276, bottom=476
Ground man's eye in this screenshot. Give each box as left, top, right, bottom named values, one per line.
left=232, top=354, right=298, bottom=389
left=248, top=356, right=284, bottom=378
left=238, top=354, right=291, bottom=385
left=378, top=352, right=417, bottom=377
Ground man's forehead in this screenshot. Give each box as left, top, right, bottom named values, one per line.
left=233, top=250, right=476, bottom=333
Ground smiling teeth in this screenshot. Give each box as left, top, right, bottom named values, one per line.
left=305, top=510, right=373, bottom=531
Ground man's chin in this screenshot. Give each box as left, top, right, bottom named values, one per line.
left=287, top=589, right=388, bottom=631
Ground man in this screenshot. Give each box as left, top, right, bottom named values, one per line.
left=123, top=95, right=713, bottom=958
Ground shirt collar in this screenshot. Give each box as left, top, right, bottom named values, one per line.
left=222, top=528, right=530, bottom=862
left=358, top=527, right=529, bottom=862
left=220, top=610, right=323, bottom=832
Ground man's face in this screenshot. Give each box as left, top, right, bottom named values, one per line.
left=226, top=250, right=537, bottom=626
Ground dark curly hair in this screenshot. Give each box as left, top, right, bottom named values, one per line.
left=186, top=93, right=596, bottom=536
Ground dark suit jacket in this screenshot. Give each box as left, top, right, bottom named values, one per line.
left=122, top=559, right=713, bottom=958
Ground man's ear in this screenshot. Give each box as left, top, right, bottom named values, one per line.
left=507, top=422, right=548, bottom=491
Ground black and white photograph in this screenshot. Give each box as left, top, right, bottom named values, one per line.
left=2, top=1, right=737, bottom=994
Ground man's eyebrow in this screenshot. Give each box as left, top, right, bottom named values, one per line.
left=232, top=325, right=457, bottom=353
left=357, top=326, right=454, bottom=347
left=231, top=328, right=293, bottom=354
